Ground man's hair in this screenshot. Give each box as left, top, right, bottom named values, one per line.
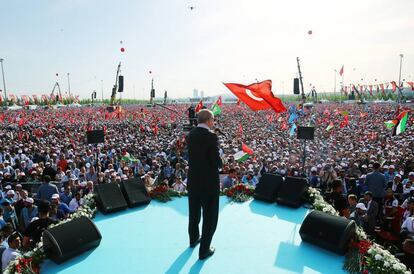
left=44, top=175, right=51, bottom=183
left=373, top=162, right=381, bottom=170
left=8, top=232, right=20, bottom=245
left=38, top=200, right=51, bottom=214
left=228, top=168, right=236, bottom=174
left=332, top=179, right=342, bottom=190
left=348, top=194, right=357, bottom=201
left=197, top=109, right=214, bottom=124
left=364, top=191, right=373, bottom=198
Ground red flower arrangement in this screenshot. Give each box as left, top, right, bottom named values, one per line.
left=352, top=239, right=372, bottom=255
left=13, top=255, right=42, bottom=274
left=223, top=183, right=255, bottom=202
left=149, top=184, right=185, bottom=203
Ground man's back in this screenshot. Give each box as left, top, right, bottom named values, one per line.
left=37, top=183, right=58, bottom=201
left=366, top=171, right=386, bottom=198
left=187, top=127, right=222, bottom=195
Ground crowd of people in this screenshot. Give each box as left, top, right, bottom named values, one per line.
left=0, top=101, right=413, bottom=270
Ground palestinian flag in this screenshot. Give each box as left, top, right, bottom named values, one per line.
left=233, top=150, right=250, bottom=162
left=211, top=103, right=221, bottom=116
left=242, top=143, right=254, bottom=155
left=326, top=122, right=334, bottom=131
left=393, top=111, right=408, bottom=136
left=384, top=120, right=397, bottom=129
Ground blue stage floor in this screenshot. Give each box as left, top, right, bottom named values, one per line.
left=42, top=197, right=345, bottom=274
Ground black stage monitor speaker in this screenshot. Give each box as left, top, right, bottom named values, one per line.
left=276, top=176, right=307, bottom=208
left=254, top=173, right=284, bottom=203
left=43, top=216, right=102, bottom=264
left=299, top=210, right=356, bottom=255
left=297, top=126, right=314, bottom=140
left=118, top=75, right=124, bottom=92
left=120, top=178, right=151, bottom=207
left=294, top=78, right=300, bottom=95
left=86, top=130, right=104, bottom=144
left=95, top=183, right=128, bottom=214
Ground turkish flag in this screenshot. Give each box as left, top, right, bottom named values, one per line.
left=407, top=82, right=414, bottom=90
left=339, top=65, right=344, bottom=76
left=216, top=96, right=222, bottom=106
left=390, top=81, right=397, bottom=92
left=195, top=100, right=203, bottom=113
left=223, top=80, right=286, bottom=113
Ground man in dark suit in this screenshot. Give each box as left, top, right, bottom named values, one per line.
left=359, top=191, right=379, bottom=235
left=186, top=109, right=222, bottom=260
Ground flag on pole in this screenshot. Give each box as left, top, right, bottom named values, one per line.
left=195, top=100, right=203, bottom=113
left=407, top=82, right=414, bottom=90
left=233, top=150, right=250, bottom=162
left=216, top=96, right=222, bottom=106
left=339, top=65, right=344, bottom=76
left=223, top=80, right=287, bottom=113
left=289, top=123, right=297, bottom=137
left=211, top=102, right=221, bottom=116
left=392, top=111, right=408, bottom=136
left=384, top=120, right=397, bottom=129
left=326, top=122, right=334, bottom=131
left=242, top=143, right=254, bottom=155
left=390, top=81, right=397, bottom=92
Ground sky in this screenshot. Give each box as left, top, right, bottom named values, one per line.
left=0, top=0, right=413, bottom=99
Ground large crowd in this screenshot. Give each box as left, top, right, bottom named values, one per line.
left=0, top=101, right=413, bottom=271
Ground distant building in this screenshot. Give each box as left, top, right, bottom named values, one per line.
left=193, top=89, right=199, bottom=98
left=200, top=90, right=204, bottom=99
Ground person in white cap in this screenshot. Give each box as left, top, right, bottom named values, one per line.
left=350, top=202, right=368, bottom=227
left=19, top=198, right=38, bottom=230
left=1, top=190, right=15, bottom=206
left=309, top=167, right=320, bottom=188
left=384, top=165, right=397, bottom=183
left=51, top=194, right=74, bottom=219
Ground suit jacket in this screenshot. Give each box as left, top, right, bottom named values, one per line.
left=365, top=171, right=386, bottom=198
left=186, top=127, right=222, bottom=195
left=365, top=199, right=379, bottom=229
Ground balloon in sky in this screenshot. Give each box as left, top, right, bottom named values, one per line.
left=55, top=73, right=59, bottom=76
left=308, top=30, right=312, bottom=35
left=120, top=47, right=125, bottom=52
left=120, top=40, right=123, bottom=44
left=149, top=71, right=152, bottom=74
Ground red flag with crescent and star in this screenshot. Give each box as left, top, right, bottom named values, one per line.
left=223, top=80, right=286, bottom=113
left=195, top=100, right=203, bottom=113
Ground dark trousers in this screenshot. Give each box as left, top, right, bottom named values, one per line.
left=188, top=191, right=219, bottom=256
left=373, top=197, right=383, bottom=221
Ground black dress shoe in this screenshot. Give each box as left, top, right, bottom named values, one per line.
left=199, top=247, right=215, bottom=260
left=190, top=238, right=201, bottom=248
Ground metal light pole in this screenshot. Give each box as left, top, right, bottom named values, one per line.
left=0, top=58, right=7, bottom=106
left=101, top=80, right=104, bottom=102
left=398, top=54, right=403, bottom=103
left=334, top=69, right=337, bottom=99
left=67, top=73, right=71, bottom=96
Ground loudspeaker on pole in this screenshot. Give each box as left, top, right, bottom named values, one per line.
left=294, top=78, right=300, bottom=95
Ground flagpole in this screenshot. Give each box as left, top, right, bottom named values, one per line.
left=334, top=69, right=337, bottom=101
left=397, top=53, right=403, bottom=104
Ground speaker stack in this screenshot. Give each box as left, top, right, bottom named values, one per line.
left=94, top=178, right=151, bottom=214
left=43, top=216, right=102, bottom=264
left=299, top=210, right=356, bottom=254
left=254, top=174, right=308, bottom=208
left=120, top=178, right=151, bottom=207
left=86, top=130, right=105, bottom=144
